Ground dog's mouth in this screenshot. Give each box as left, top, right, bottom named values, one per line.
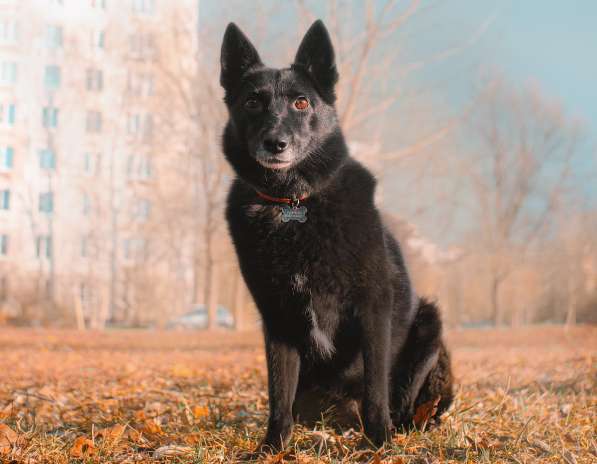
left=256, top=158, right=293, bottom=170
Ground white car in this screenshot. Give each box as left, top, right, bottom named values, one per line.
left=166, top=305, right=234, bottom=329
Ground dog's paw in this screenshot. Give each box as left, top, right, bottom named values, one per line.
left=392, top=407, right=415, bottom=432
left=236, top=450, right=264, bottom=462
left=236, top=442, right=280, bottom=462
left=363, top=417, right=394, bottom=448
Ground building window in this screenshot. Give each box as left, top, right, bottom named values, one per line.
left=123, top=238, right=146, bottom=261
left=80, top=236, right=88, bottom=257
left=132, top=0, right=154, bottom=14
left=36, top=235, right=52, bottom=258
left=39, top=149, right=56, bottom=170
left=83, top=152, right=101, bottom=175
left=90, top=29, right=105, bottom=49
left=0, top=61, right=17, bottom=85
left=127, top=113, right=153, bottom=139
left=0, top=189, right=9, bottom=210
left=82, top=192, right=91, bottom=215
left=0, top=234, right=7, bottom=256
left=144, top=114, right=153, bottom=139
left=46, top=25, right=63, bottom=48
left=127, top=72, right=154, bottom=97
left=132, top=198, right=151, bottom=221
left=126, top=154, right=152, bottom=180
left=0, top=146, right=13, bottom=170
left=39, top=192, right=54, bottom=213
left=0, top=20, right=18, bottom=44
left=44, top=65, right=61, bottom=89
left=42, top=106, right=59, bottom=128
left=86, top=68, right=103, bottom=91
left=129, top=33, right=155, bottom=60
left=127, top=114, right=140, bottom=135
left=0, top=103, right=16, bottom=126
left=86, top=111, right=102, bottom=132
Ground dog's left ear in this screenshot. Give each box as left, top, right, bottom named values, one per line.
left=294, top=20, right=339, bottom=103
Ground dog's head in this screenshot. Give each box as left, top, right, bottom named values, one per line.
left=220, top=20, right=345, bottom=192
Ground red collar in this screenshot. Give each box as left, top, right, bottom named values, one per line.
left=256, top=190, right=309, bottom=207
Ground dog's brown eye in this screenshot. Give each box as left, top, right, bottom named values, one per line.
left=294, top=97, right=309, bottom=110
left=245, top=98, right=261, bottom=110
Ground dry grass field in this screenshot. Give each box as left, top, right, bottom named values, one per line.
left=0, top=326, right=595, bottom=463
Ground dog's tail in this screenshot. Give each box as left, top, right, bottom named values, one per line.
left=412, top=298, right=454, bottom=418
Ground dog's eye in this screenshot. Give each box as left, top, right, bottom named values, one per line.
left=245, top=98, right=261, bottom=111
left=294, top=97, right=309, bottom=110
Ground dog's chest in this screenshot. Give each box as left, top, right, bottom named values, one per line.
left=244, top=202, right=353, bottom=285
left=243, top=203, right=351, bottom=357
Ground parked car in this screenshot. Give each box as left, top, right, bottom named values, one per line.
left=166, top=304, right=234, bottom=329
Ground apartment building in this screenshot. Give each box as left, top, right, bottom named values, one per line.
left=0, top=0, right=202, bottom=325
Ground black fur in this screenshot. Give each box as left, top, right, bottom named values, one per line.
left=219, top=20, right=453, bottom=454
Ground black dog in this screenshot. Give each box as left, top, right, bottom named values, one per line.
left=220, top=20, right=453, bottom=454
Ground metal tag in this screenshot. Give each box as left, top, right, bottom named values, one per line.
left=281, top=205, right=308, bottom=223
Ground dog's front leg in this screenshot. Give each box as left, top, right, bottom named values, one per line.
left=257, top=332, right=300, bottom=454
left=361, top=294, right=394, bottom=447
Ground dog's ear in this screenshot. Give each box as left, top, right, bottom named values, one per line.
left=293, top=20, right=339, bottom=102
left=220, top=23, right=262, bottom=92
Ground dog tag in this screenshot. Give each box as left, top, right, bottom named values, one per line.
left=281, top=205, right=308, bottom=223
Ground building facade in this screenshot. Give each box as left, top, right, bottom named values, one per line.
left=0, top=0, right=206, bottom=326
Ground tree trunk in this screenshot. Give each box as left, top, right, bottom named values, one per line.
left=233, top=272, right=246, bottom=331
left=490, top=275, right=503, bottom=326
left=565, top=277, right=577, bottom=327
left=204, top=223, right=218, bottom=330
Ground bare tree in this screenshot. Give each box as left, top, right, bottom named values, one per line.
left=150, top=6, right=230, bottom=329
left=461, top=79, right=583, bottom=326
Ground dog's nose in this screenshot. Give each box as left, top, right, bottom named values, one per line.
left=263, top=138, right=289, bottom=154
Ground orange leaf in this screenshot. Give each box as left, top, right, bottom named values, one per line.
left=264, top=451, right=288, bottom=463
left=192, top=405, right=209, bottom=419
left=141, top=419, right=163, bottom=436
left=69, top=436, right=96, bottom=458
left=127, top=428, right=146, bottom=444
left=97, top=424, right=126, bottom=444
left=413, top=396, right=441, bottom=429
left=0, top=424, right=17, bottom=455
left=184, top=432, right=202, bottom=445
left=172, top=364, right=193, bottom=378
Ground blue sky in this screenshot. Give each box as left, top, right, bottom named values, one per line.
left=203, top=0, right=596, bottom=242
left=447, top=0, right=597, bottom=139
left=205, top=0, right=596, bottom=170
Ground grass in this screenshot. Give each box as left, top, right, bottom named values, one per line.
left=0, top=325, right=595, bottom=463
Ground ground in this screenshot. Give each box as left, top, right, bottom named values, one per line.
left=0, top=326, right=595, bottom=463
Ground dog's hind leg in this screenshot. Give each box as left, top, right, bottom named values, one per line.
left=390, top=298, right=453, bottom=428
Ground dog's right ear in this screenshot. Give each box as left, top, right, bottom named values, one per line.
left=220, top=23, right=262, bottom=92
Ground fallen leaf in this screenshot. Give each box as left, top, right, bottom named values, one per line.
left=531, top=438, right=552, bottom=454
left=264, top=451, right=288, bottom=463
left=140, top=419, right=163, bottom=436
left=97, top=424, right=126, bottom=444
left=69, top=436, right=96, bottom=458
left=184, top=432, right=202, bottom=445
left=562, top=451, right=578, bottom=464
left=413, top=396, right=441, bottom=428
left=192, top=405, right=209, bottom=419
left=153, top=445, right=194, bottom=459
left=0, top=424, right=17, bottom=455
left=310, top=430, right=336, bottom=446
left=171, top=364, right=193, bottom=378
